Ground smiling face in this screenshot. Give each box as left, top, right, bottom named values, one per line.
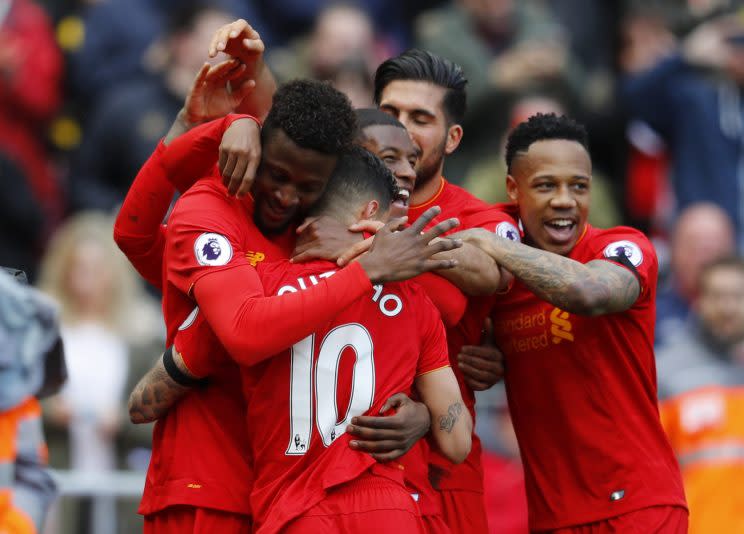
left=358, top=124, right=419, bottom=218
left=378, top=80, right=461, bottom=194
left=252, top=129, right=338, bottom=235
left=507, top=139, right=592, bottom=256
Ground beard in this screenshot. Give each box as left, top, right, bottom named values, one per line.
left=414, top=135, right=447, bottom=191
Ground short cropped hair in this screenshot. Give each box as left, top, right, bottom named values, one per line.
left=354, top=108, right=406, bottom=143
left=262, top=79, right=357, bottom=154
left=373, top=49, right=467, bottom=124
left=310, top=145, right=398, bottom=219
left=505, top=113, right=589, bottom=172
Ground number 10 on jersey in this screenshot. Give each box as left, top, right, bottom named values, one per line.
left=286, top=323, right=376, bottom=456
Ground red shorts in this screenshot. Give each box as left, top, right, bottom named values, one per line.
left=143, top=505, right=251, bottom=534
left=547, top=506, right=688, bottom=534
left=283, top=473, right=425, bottom=534
left=439, top=489, right=488, bottom=534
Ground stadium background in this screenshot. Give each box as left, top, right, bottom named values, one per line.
left=2, top=0, right=743, bottom=532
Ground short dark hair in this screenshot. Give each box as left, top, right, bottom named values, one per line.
left=262, top=80, right=357, bottom=154
left=373, top=49, right=467, bottom=124
left=310, top=145, right=398, bottom=219
left=354, top=108, right=406, bottom=143
left=505, top=113, right=589, bottom=171
left=355, top=108, right=406, bottom=130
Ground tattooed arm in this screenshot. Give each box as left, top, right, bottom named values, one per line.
left=456, top=228, right=640, bottom=316
left=415, top=367, right=473, bottom=464
left=128, top=348, right=196, bottom=424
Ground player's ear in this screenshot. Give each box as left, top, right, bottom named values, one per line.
left=444, top=123, right=463, bottom=155
left=361, top=200, right=379, bottom=220
left=506, top=175, right=519, bottom=203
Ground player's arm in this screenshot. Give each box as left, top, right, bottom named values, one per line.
left=128, top=347, right=199, bottom=424
left=207, top=18, right=276, bottom=121
left=415, top=368, right=472, bottom=464
left=457, top=317, right=505, bottom=391
left=175, top=207, right=461, bottom=366
left=430, top=240, right=506, bottom=296
left=457, top=228, right=640, bottom=315
left=346, top=393, right=431, bottom=461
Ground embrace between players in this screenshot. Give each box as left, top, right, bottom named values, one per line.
left=115, top=20, right=689, bottom=534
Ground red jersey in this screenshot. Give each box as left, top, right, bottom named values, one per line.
left=490, top=224, right=686, bottom=530
left=141, top=176, right=293, bottom=516
left=406, top=178, right=521, bottom=495
left=242, top=259, right=450, bottom=534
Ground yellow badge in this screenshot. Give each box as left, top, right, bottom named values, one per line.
left=245, top=251, right=266, bottom=267
left=550, top=308, right=574, bottom=344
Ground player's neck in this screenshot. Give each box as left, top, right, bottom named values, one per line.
left=411, top=173, right=445, bottom=206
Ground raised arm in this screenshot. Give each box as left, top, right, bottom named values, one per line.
left=208, top=19, right=277, bottom=121
left=458, top=228, right=641, bottom=316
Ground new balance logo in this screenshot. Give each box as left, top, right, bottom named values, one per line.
left=245, top=251, right=265, bottom=266
left=550, top=308, right=574, bottom=344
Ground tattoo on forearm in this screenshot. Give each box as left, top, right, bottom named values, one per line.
left=482, top=236, right=639, bottom=315
left=439, top=403, right=464, bottom=433
left=129, top=362, right=189, bottom=424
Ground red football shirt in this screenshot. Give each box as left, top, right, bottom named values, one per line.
left=406, top=178, right=521, bottom=496
left=491, top=224, right=686, bottom=530
left=140, top=176, right=293, bottom=516
left=243, top=259, right=450, bottom=534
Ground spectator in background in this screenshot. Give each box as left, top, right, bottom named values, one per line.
left=66, top=0, right=262, bottom=105
left=37, top=212, right=160, bottom=533
left=621, top=11, right=744, bottom=248
left=414, top=0, right=582, bottom=180
left=68, top=2, right=235, bottom=211
left=0, top=0, right=64, bottom=277
left=268, top=3, right=388, bottom=107
left=475, top=384, right=528, bottom=534
left=0, top=267, right=62, bottom=534
left=462, top=94, right=620, bottom=229
left=657, top=257, right=744, bottom=533
left=656, top=203, right=735, bottom=346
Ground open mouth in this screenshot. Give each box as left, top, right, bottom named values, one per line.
left=543, top=218, right=577, bottom=243
left=393, top=188, right=410, bottom=209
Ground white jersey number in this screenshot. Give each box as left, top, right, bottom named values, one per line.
left=286, top=323, right=375, bottom=455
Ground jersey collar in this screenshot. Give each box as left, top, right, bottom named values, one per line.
left=410, top=176, right=446, bottom=210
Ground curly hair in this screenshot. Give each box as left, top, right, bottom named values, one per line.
left=505, top=113, right=589, bottom=172
left=310, top=145, right=399, bottom=219
left=262, top=79, right=357, bottom=154
left=374, top=49, right=467, bottom=125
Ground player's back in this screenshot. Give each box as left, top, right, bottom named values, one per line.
left=246, top=259, right=447, bottom=533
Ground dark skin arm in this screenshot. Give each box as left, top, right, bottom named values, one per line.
left=456, top=228, right=640, bottom=315
left=346, top=393, right=431, bottom=461
left=293, top=219, right=506, bottom=295
left=457, top=317, right=505, bottom=391
left=128, top=349, right=194, bottom=424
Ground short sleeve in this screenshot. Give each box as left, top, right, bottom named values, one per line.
left=591, top=227, right=658, bottom=297
left=462, top=205, right=521, bottom=243
left=165, top=185, right=253, bottom=296
left=173, top=308, right=228, bottom=378
left=415, top=293, right=451, bottom=377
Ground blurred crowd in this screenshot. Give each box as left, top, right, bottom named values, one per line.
left=2, top=0, right=744, bottom=532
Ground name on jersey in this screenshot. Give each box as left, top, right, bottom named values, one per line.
left=496, top=307, right=574, bottom=353
left=277, top=272, right=403, bottom=317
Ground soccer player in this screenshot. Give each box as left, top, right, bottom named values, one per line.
left=456, top=113, right=688, bottom=532
left=136, top=147, right=474, bottom=533
left=359, top=49, right=518, bottom=534
left=117, top=79, right=461, bottom=534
